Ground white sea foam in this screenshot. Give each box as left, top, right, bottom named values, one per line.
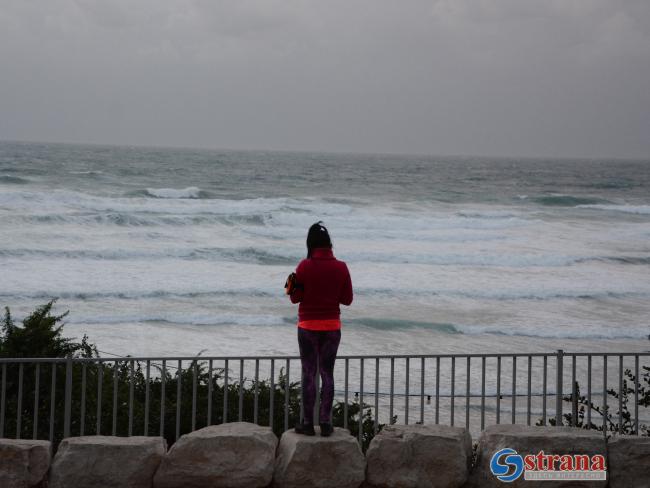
left=145, top=187, right=202, bottom=199
left=577, top=204, right=650, bottom=215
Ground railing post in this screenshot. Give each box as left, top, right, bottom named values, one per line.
left=64, top=357, right=73, bottom=438
left=555, top=349, right=563, bottom=427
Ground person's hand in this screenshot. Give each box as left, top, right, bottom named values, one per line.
left=285, top=272, right=297, bottom=295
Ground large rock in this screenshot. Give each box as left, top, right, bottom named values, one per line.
left=0, top=439, right=51, bottom=488
left=470, top=425, right=607, bottom=488
left=49, top=436, right=166, bottom=488
left=154, top=422, right=277, bottom=488
left=365, top=424, right=472, bottom=488
left=274, top=427, right=365, bottom=488
left=607, top=435, right=650, bottom=488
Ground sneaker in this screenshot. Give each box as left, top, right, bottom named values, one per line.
left=319, top=422, right=333, bottom=437
left=294, top=422, right=315, bottom=436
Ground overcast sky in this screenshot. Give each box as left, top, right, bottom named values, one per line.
left=1, top=0, right=649, bottom=159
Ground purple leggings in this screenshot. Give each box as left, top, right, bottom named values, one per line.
left=298, top=328, right=341, bottom=424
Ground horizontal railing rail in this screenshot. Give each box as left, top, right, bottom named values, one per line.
left=0, top=351, right=648, bottom=450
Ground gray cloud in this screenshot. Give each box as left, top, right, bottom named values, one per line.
left=1, top=0, right=648, bottom=158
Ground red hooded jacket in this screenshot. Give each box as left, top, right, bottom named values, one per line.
left=289, top=248, right=353, bottom=330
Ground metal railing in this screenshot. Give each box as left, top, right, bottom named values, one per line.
left=0, top=351, right=648, bottom=447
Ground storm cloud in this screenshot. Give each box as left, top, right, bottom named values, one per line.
left=1, top=0, right=649, bottom=158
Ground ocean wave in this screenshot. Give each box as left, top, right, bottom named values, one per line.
left=456, top=210, right=521, bottom=219
left=7, top=245, right=649, bottom=268
left=0, top=289, right=275, bottom=301
left=347, top=318, right=460, bottom=333
left=66, top=313, right=290, bottom=327
left=0, top=175, right=30, bottom=184
left=360, top=287, right=649, bottom=301
left=0, top=190, right=353, bottom=219
left=587, top=180, right=636, bottom=190
left=69, top=170, right=104, bottom=176
left=577, top=204, right=650, bottom=215
left=455, top=323, right=650, bottom=340
left=533, top=195, right=610, bottom=207
left=342, top=318, right=650, bottom=340
left=144, top=187, right=204, bottom=199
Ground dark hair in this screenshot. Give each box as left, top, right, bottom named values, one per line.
left=306, top=221, right=332, bottom=258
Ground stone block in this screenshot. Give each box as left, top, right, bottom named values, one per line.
left=366, top=424, right=472, bottom=488
left=274, top=427, right=365, bottom=488
left=0, top=439, right=51, bottom=488
left=607, top=435, right=650, bottom=488
left=470, top=425, right=607, bottom=487
left=154, top=422, right=277, bottom=488
left=49, top=435, right=166, bottom=488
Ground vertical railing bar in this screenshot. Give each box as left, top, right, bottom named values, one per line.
left=389, top=357, right=394, bottom=425
left=49, top=363, right=56, bottom=442
left=526, top=355, right=532, bottom=426
left=63, top=358, right=72, bottom=439
left=344, top=358, right=349, bottom=429
left=603, top=355, right=608, bottom=431
left=404, top=357, right=409, bottom=425
left=359, top=358, right=364, bottom=443
left=466, top=356, right=470, bottom=429
left=239, top=360, right=245, bottom=423
left=144, top=360, right=150, bottom=436
left=571, top=355, right=577, bottom=427
left=284, top=359, right=290, bottom=432
left=420, top=357, right=425, bottom=425
left=223, top=359, right=229, bottom=424
left=207, top=360, right=213, bottom=426
left=269, top=359, right=274, bottom=430
left=0, top=363, right=6, bottom=437
left=112, top=360, right=118, bottom=436
left=160, top=360, right=166, bottom=436
left=555, top=350, right=563, bottom=427
left=253, top=359, right=259, bottom=425
left=80, top=363, right=86, bottom=436
left=128, top=359, right=134, bottom=436
left=587, top=355, right=592, bottom=429
left=176, top=360, right=182, bottom=441
left=634, top=355, right=639, bottom=435
left=34, top=363, right=41, bottom=439
left=17, top=363, right=24, bottom=438
left=96, top=363, right=102, bottom=435
left=511, top=356, right=517, bottom=424
left=480, top=356, right=486, bottom=431
left=542, top=355, right=547, bottom=425
left=618, top=355, right=623, bottom=434
left=496, top=356, right=501, bottom=424
left=435, top=357, right=440, bottom=424
left=192, top=361, right=198, bottom=431
left=375, top=358, right=380, bottom=432
left=450, top=356, right=455, bottom=426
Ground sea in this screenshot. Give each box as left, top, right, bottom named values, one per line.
left=1, top=141, right=649, bottom=358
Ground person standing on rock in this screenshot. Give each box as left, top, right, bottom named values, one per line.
left=285, top=221, right=353, bottom=437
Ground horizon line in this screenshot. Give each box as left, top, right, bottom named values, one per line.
left=1, top=137, right=647, bottom=163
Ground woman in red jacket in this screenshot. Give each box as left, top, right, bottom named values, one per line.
left=286, top=222, right=353, bottom=436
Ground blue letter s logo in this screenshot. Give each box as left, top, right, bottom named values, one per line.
left=490, top=448, right=524, bottom=483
